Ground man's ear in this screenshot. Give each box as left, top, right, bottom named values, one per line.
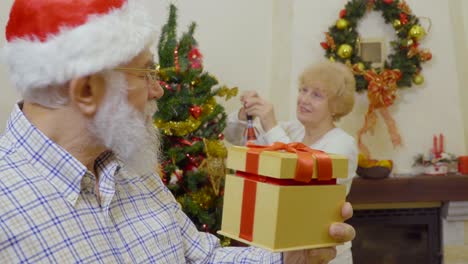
left=69, top=75, right=106, bottom=116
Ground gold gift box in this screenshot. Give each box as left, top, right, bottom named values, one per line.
left=218, top=145, right=348, bottom=252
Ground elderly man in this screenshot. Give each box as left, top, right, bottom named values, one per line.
left=0, top=0, right=355, bottom=263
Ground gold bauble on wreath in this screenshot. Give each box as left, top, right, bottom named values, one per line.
left=336, top=18, right=349, bottom=30
left=392, top=19, right=402, bottom=29
left=413, top=74, right=425, bottom=85
left=337, top=44, right=353, bottom=59
left=409, top=25, right=426, bottom=41
left=357, top=62, right=366, bottom=71
left=402, top=38, right=414, bottom=47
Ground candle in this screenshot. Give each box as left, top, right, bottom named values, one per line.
left=433, top=135, right=437, bottom=155
left=439, top=133, right=444, bottom=153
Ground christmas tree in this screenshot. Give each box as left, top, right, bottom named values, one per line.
left=154, top=4, right=237, bottom=240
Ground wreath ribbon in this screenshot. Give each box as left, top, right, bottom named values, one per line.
left=357, top=69, right=402, bottom=158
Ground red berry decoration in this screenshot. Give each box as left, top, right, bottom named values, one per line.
left=339, top=9, right=347, bottom=18
left=320, top=42, right=329, bottom=50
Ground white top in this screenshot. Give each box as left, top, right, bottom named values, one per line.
left=225, top=111, right=358, bottom=264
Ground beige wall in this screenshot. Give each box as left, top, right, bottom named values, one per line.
left=0, top=0, right=467, bottom=174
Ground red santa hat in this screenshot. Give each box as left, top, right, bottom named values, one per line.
left=3, top=0, right=156, bottom=94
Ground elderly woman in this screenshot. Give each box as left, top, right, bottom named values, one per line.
left=224, top=61, right=358, bottom=264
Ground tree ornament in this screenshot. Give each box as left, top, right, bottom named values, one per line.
left=329, top=56, right=336, bottom=62
left=413, top=74, right=425, bottom=85
left=216, top=86, right=238, bottom=100
left=190, top=105, right=202, bottom=119
left=189, top=47, right=203, bottom=69
left=337, top=44, right=353, bottom=59
left=336, top=19, right=349, bottom=30
left=392, top=19, right=402, bottom=29
left=383, top=0, right=393, bottom=4
left=409, top=25, right=426, bottom=41
left=169, top=168, right=184, bottom=185
left=198, top=139, right=228, bottom=196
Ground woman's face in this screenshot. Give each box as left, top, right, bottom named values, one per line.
left=296, top=81, right=333, bottom=127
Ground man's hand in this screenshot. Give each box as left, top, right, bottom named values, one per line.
left=283, top=202, right=355, bottom=264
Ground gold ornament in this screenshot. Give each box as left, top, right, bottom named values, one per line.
left=217, top=86, right=238, bottom=101
left=329, top=56, right=336, bottom=62
left=357, top=62, right=366, bottom=71
left=392, top=19, right=402, bottom=29
left=409, top=25, right=426, bottom=41
left=198, top=139, right=227, bottom=196
left=155, top=97, right=219, bottom=136
left=337, top=44, right=353, bottom=59
left=336, top=19, right=349, bottom=30
left=402, top=38, right=413, bottom=47
left=191, top=187, right=215, bottom=210
left=204, top=139, right=228, bottom=158
left=158, top=66, right=176, bottom=82
left=413, top=74, right=424, bottom=85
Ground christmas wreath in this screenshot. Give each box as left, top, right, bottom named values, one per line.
left=320, top=0, right=432, bottom=157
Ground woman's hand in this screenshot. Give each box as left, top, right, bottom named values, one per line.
left=283, top=202, right=356, bottom=264
left=238, top=90, right=277, bottom=132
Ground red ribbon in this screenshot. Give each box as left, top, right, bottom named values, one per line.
left=236, top=171, right=336, bottom=186
left=245, top=142, right=333, bottom=182
left=239, top=178, right=257, bottom=241
left=238, top=142, right=334, bottom=242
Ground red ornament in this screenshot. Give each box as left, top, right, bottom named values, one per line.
left=339, top=9, right=347, bottom=18
left=159, top=81, right=172, bottom=91
left=190, top=105, right=202, bottom=119
left=423, top=52, right=432, bottom=61
left=399, top=13, right=408, bottom=25
left=218, top=133, right=224, bottom=140
left=320, top=42, right=329, bottom=50
left=383, top=0, right=393, bottom=4
left=188, top=47, right=203, bottom=69
left=191, top=136, right=202, bottom=143
left=185, top=163, right=198, bottom=172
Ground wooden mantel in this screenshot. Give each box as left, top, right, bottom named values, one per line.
left=347, top=174, right=468, bottom=204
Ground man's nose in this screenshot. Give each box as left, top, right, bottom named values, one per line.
left=149, top=80, right=164, bottom=100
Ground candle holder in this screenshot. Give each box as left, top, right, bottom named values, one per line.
left=413, top=134, right=457, bottom=175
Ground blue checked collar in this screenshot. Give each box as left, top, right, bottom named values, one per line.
left=3, top=104, right=119, bottom=207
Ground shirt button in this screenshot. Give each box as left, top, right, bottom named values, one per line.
left=82, top=177, right=91, bottom=185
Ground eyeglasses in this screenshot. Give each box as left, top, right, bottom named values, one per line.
left=114, top=66, right=160, bottom=87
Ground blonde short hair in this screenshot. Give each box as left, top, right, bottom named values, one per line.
left=298, top=61, right=355, bottom=121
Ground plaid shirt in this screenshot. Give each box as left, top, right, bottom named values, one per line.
left=0, top=104, right=282, bottom=263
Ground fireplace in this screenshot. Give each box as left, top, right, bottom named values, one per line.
left=347, top=207, right=442, bottom=264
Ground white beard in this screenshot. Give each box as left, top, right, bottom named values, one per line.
left=89, top=71, right=161, bottom=176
